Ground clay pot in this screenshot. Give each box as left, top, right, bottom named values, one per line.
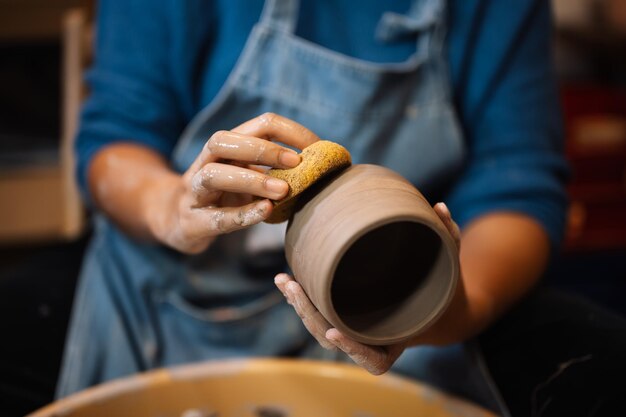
left=285, top=164, right=459, bottom=346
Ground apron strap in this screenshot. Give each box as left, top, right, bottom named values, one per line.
left=260, top=0, right=300, bottom=34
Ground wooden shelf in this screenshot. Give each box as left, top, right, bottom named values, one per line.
left=0, top=0, right=92, bottom=41
left=0, top=5, right=91, bottom=243
left=562, top=86, right=626, bottom=252
left=0, top=165, right=64, bottom=243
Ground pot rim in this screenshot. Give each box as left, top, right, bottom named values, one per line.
left=324, top=214, right=459, bottom=345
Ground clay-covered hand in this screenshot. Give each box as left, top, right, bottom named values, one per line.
left=274, top=202, right=461, bottom=375
left=274, top=273, right=410, bottom=375
left=149, top=113, right=319, bottom=253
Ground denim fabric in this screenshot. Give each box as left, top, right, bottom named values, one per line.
left=58, top=0, right=498, bottom=409
left=75, top=0, right=569, bottom=245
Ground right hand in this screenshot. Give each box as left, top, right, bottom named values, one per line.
left=146, top=113, right=320, bottom=254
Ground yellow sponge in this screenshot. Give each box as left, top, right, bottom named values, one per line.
left=265, top=140, right=352, bottom=223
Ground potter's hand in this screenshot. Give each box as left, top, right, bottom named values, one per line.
left=433, top=202, right=461, bottom=249
left=274, top=273, right=407, bottom=375
left=148, top=113, right=320, bottom=253
left=274, top=202, right=461, bottom=375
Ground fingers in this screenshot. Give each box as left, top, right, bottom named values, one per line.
left=190, top=162, right=288, bottom=207
left=275, top=274, right=337, bottom=351
left=185, top=130, right=301, bottom=182
left=275, top=273, right=407, bottom=375
left=186, top=128, right=303, bottom=182
left=185, top=113, right=318, bottom=206
left=325, top=329, right=401, bottom=376
left=434, top=202, right=461, bottom=247
left=207, top=130, right=301, bottom=169
left=233, top=113, right=320, bottom=150
left=191, top=199, right=272, bottom=237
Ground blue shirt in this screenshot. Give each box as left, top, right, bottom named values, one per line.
left=76, top=0, right=569, bottom=246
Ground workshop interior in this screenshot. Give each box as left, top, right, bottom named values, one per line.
left=1, top=0, right=625, bottom=416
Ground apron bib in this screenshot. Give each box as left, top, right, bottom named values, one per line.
left=57, top=0, right=496, bottom=407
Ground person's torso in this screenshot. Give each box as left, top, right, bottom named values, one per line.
left=164, top=0, right=465, bottom=308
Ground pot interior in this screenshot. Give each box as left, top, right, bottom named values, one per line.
left=331, top=220, right=452, bottom=340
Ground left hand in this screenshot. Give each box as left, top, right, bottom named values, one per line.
left=275, top=202, right=461, bottom=375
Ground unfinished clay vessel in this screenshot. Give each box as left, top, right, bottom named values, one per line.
left=285, top=164, right=459, bottom=346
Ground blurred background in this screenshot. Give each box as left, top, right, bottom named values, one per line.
left=0, top=0, right=624, bottom=415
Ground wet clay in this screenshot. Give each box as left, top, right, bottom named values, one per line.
left=180, top=409, right=218, bottom=417
left=253, top=406, right=288, bottom=417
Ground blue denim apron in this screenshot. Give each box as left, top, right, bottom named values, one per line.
left=58, top=0, right=499, bottom=409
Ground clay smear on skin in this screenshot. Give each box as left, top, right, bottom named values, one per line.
left=236, top=203, right=267, bottom=227
left=192, top=167, right=259, bottom=195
